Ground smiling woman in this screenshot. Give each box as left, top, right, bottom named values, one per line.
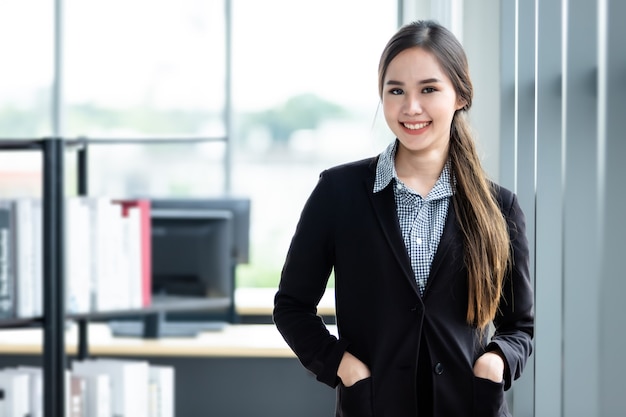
left=274, top=20, right=534, bottom=417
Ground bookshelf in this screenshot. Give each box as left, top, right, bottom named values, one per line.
left=0, top=136, right=234, bottom=417
left=0, top=138, right=66, bottom=417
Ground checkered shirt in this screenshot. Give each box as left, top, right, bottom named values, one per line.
left=373, top=140, right=453, bottom=295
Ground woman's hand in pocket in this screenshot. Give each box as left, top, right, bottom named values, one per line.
left=473, top=351, right=505, bottom=383
left=338, top=351, right=371, bottom=387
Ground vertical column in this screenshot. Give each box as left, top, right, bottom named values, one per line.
left=76, top=141, right=89, bottom=360
left=499, top=0, right=517, bottom=191
left=534, top=0, right=564, bottom=415
left=42, top=138, right=65, bottom=417
left=598, top=0, right=626, bottom=414
left=52, top=0, right=64, bottom=136
left=510, top=1, right=536, bottom=415
left=462, top=0, right=502, bottom=179
left=429, top=0, right=463, bottom=40
left=562, top=0, right=600, bottom=415
left=515, top=0, right=536, bottom=254
left=224, top=0, right=233, bottom=194
left=399, top=0, right=431, bottom=26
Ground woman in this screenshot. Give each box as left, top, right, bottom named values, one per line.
left=273, top=20, right=533, bottom=416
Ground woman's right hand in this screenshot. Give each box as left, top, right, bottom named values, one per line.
left=337, top=351, right=371, bottom=387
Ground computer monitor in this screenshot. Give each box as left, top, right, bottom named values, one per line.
left=150, top=208, right=233, bottom=299
left=150, top=197, right=251, bottom=265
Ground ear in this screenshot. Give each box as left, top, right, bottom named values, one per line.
left=455, top=97, right=468, bottom=111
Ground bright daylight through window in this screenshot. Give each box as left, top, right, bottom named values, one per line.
left=0, top=0, right=398, bottom=290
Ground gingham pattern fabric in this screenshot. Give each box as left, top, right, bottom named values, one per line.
left=374, top=140, right=453, bottom=295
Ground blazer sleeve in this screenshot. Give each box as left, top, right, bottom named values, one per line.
left=487, top=191, right=535, bottom=390
left=273, top=170, right=348, bottom=388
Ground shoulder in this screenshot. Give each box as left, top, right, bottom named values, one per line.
left=490, top=182, right=516, bottom=213
left=298, top=157, right=378, bottom=224
left=490, top=183, right=526, bottom=234
left=324, top=156, right=377, bottom=176
left=319, top=156, right=378, bottom=184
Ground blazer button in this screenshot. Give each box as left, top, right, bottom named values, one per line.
left=434, top=362, right=444, bottom=375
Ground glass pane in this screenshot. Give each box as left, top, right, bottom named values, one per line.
left=81, top=141, right=226, bottom=198
left=0, top=0, right=54, bottom=138
left=232, top=0, right=398, bottom=288
left=0, top=152, right=42, bottom=198
left=0, top=0, right=53, bottom=196
left=64, top=0, right=226, bottom=138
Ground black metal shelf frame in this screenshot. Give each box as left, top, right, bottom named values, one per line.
left=0, top=138, right=66, bottom=417
left=42, top=138, right=65, bottom=417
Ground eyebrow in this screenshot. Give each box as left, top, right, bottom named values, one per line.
left=385, top=78, right=442, bottom=86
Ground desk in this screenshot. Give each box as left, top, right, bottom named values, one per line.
left=235, top=287, right=336, bottom=317
left=0, top=323, right=337, bottom=417
left=0, top=322, right=339, bottom=358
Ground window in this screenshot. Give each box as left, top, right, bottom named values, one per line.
left=0, top=0, right=398, bottom=289
left=64, top=0, right=229, bottom=197
left=231, top=0, right=397, bottom=287
left=0, top=0, right=53, bottom=197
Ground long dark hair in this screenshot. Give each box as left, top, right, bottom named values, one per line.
left=378, top=20, right=511, bottom=331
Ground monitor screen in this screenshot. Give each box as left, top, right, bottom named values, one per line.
left=151, top=208, right=233, bottom=299
left=150, top=197, right=250, bottom=264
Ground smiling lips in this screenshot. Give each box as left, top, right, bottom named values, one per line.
left=401, top=121, right=431, bottom=134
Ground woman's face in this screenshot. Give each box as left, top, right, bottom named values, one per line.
left=382, top=46, right=464, bottom=157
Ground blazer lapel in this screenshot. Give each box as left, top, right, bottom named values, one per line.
left=365, top=162, right=419, bottom=295
left=425, top=203, right=461, bottom=293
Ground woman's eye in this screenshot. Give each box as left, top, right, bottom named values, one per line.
left=389, top=88, right=404, bottom=95
left=422, top=87, right=436, bottom=94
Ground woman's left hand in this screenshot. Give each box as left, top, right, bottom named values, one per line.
left=473, top=351, right=505, bottom=383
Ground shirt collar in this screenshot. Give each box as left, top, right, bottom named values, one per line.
left=373, top=139, right=454, bottom=200
left=373, top=140, right=398, bottom=193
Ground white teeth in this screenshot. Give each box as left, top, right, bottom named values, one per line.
left=403, top=121, right=430, bottom=130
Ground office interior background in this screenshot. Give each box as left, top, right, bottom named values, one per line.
left=0, top=0, right=624, bottom=416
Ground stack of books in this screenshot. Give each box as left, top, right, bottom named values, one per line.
left=0, top=358, right=174, bottom=417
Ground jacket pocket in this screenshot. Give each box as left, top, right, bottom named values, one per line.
left=472, top=376, right=509, bottom=417
left=337, top=377, right=374, bottom=417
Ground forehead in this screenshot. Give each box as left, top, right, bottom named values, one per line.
left=384, top=47, right=447, bottom=80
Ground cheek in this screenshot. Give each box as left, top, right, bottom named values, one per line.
left=382, top=99, right=399, bottom=120
left=382, top=106, right=399, bottom=130
left=432, top=101, right=459, bottom=123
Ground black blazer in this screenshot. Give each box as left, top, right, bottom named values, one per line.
left=274, top=156, right=534, bottom=417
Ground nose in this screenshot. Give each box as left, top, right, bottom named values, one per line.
left=403, top=93, right=422, bottom=115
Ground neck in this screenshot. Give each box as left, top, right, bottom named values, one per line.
left=395, top=147, right=448, bottom=196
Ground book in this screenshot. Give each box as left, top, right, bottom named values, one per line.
left=65, top=197, right=92, bottom=314
left=70, top=362, right=111, bottom=417
left=148, top=365, right=174, bottom=417
left=14, top=198, right=36, bottom=318
left=112, top=204, right=140, bottom=309
left=0, top=369, right=30, bottom=417
left=14, top=367, right=42, bottom=417
left=86, top=197, right=128, bottom=312
left=30, top=199, right=43, bottom=317
left=0, top=387, right=5, bottom=417
left=0, top=200, right=16, bottom=319
left=73, top=358, right=148, bottom=417
left=113, top=199, right=152, bottom=308
left=69, top=374, right=87, bottom=417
